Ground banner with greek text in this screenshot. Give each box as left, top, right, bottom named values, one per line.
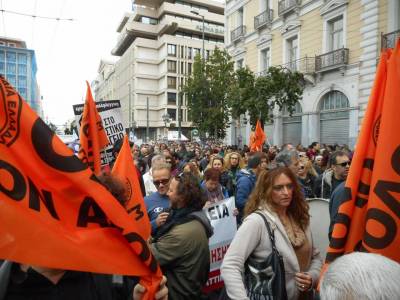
left=73, top=99, right=124, bottom=166
left=203, top=197, right=237, bottom=292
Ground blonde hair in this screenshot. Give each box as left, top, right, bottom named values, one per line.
left=224, top=151, right=245, bottom=170
left=206, top=156, right=226, bottom=172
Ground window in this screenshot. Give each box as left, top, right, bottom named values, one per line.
left=0, top=62, right=4, bottom=74
left=287, top=37, right=298, bottom=70
left=18, top=53, right=27, bottom=64
left=167, top=108, right=176, bottom=120
left=261, top=48, right=270, bottom=71
left=168, top=92, right=176, bottom=105
left=238, top=7, right=244, bottom=26
left=168, top=76, right=176, bottom=89
left=140, top=16, right=158, bottom=25
left=320, top=91, right=349, bottom=111
left=237, top=59, right=244, bottom=69
left=6, top=51, right=16, bottom=63
left=181, top=62, right=184, bottom=73
left=17, top=75, right=27, bottom=88
left=180, top=46, right=184, bottom=58
left=6, top=63, right=16, bottom=74
left=188, top=63, right=192, bottom=75
left=167, top=60, right=176, bottom=72
left=18, top=64, right=27, bottom=75
left=0, top=41, right=5, bottom=46
left=206, top=50, right=210, bottom=60
left=193, top=48, right=201, bottom=57
left=8, top=43, right=16, bottom=48
left=188, top=47, right=192, bottom=59
left=167, top=44, right=176, bottom=56
left=328, top=17, right=343, bottom=51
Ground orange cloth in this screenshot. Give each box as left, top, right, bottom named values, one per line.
left=78, top=81, right=109, bottom=175
left=249, top=120, right=266, bottom=152
left=325, top=42, right=400, bottom=267
left=0, top=76, right=161, bottom=299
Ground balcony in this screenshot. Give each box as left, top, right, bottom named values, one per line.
left=254, top=9, right=273, bottom=30
left=381, top=29, right=400, bottom=50
left=315, top=48, right=349, bottom=72
left=278, top=0, right=301, bottom=17
left=280, top=57, right=315, bottom=73
left=231, top=25, right=246, bottom=42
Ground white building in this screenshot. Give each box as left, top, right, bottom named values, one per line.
left=94, top=0, right=225, bottom=141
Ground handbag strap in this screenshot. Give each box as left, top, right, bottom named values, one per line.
left=254, top=211, right=278, bottom=252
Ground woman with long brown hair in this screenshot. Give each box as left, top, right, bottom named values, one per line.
left=221, top=167, right=322, bottom=300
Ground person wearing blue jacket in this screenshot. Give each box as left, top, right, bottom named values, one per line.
left=235, top=153, right=263, bottom=224
left=144, top=163, right=171, bottom=236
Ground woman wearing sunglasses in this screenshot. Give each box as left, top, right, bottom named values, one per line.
left=150, top=173, right=213, bottom=300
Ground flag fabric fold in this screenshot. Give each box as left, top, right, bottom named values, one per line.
left=326, top=41, right=400, bottom=264
left=0, top=76, right=161, bottom=299
left=249, top=119, right=266, bottom=152
left=78, top=81, right=109, bottom=175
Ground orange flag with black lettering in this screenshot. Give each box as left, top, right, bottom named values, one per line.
left=250, top=119, right=266, bottom=152
left=0, top=76, right=161, bottom=299
left=112, top=135, right=151, bottom=238
left=78, top=81, right=109, bottom=175
left=112, top=135, right=160, bottom=295
left=326, top=42, right=400, bottom=264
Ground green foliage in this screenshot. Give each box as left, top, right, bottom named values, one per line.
left=182, top=49, right=305, bottom=138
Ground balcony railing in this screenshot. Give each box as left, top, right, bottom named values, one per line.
left=315, top=48, right=349, bottom=72
left=254, top=9, right=273, bottom=29
left=278, top=0, right=301, bottom=16
left=381, top=29, right=400, bottom=50
left=231, top=25, right=246, bottom=42
left=256, top=57, right=315, bottom=77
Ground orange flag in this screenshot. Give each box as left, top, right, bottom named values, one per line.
left=112, top=135, right=161, bottom=298
left=0, top=76, right=161, bottom=297
left=249, top=119, right=266, bottom=152
left=78, top=81, right=109, bottom=175
left=326, top=42, right=400, bottom=264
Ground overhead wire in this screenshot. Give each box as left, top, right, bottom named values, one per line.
left=0, top=8, right=74, bottom=21
left=0, top=0, right=6, bottom=36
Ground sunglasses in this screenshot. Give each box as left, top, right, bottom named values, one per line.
left=153, top=178, right=170, bottom=187
left=336, top=161, right=351, bottom=167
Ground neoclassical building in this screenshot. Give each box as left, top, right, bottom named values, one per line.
left=224, top=0, right=399, bottom=148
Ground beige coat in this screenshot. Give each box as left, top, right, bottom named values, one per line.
left=221, top=208, right=323, bottom=300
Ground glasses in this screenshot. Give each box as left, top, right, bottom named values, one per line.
left=336, top=161, right=351, bottom=167
left=272, top=183, right=294, bottom=192
left=153, top=178, right=170, bottom=187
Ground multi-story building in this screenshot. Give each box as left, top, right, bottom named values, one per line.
left=0, top=36, right=42, bottom=117
left=94, top=0, right=225, bottom=140
left=225, top=0, right=399, bottom=148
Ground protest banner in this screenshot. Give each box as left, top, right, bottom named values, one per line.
left=326, top=42, right=400, bottom=264
left=0, top=76, right=161, bottom=299
left=73, top=99, right=124, bottom=166
left=203, top=197, right=237, bottom=292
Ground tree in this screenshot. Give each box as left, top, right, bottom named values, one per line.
left=247, top=66, right=305, bottom=126
left=228, top=67, right=255, bottom=121
left=182, top=48, right=235, bottom=139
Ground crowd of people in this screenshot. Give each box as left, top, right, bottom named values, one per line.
left=2, top=138, right=400, bottom=300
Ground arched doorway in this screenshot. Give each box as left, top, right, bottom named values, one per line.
left=319, top=91, right=350, bottom=145
left=282, top=102, right=302, bottom=145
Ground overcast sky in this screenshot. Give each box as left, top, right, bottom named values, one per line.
left=1, top=0, right=131, bottom=126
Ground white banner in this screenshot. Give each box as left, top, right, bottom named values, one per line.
left=203, top=196, right=237, bottom=291
left=73, top=100, right=124, bottom=165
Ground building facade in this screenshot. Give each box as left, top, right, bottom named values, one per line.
left=0, top=37, right=42, bottom=117
left=225, top=0, right=399, bottom=148
left=94, top=0, right=225, bottom=141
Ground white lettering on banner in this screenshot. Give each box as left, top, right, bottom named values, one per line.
left=203, top=197, right=237, bottom=291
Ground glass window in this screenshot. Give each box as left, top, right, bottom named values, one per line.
left=168, top=92, right=176, bottom=105
left=6, top=63, right=16, bottom=74
left=167, top=108, right=176, bottom=120
left=193, top=48, right=201, bottom=57
left=18, top=75, right=27, bottom=88
left=320, top=91, right=349, bottom=111
left=18, top=87, right=27, bottom=99
left=167, top=76, right=176, bottom=89
left=6, top=51, right=16, bottom=63
left=180, top=46, right=184, bottom=58
left=18, top=53, right=28, bottom=64
left=167, top=44, right=176, bottom=56
left=188, top=47, right=192, bottom=59
left=261, top=48, right=270, bottom=71
left=18, top=64, right=27, bottom=75
left=7, top=74, right=16, bottom=87
left=0, top=50, right=5, bottom=62
left=0, top=62, right=4, bottom=74
left=188, top=63, right=192, bottom=75
left=287, top=37, right=298, bottom=70
left=167, top=60, right=176, bottom=72
left=329, top=17, right=343, bottom=51
left=237, top=59, right=244, bottom=69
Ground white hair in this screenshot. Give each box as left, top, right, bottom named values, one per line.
left=320, top=252, right=400, bottom=300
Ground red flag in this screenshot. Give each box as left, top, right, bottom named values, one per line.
left=326, top=41, right=400, bottom=264
left=0, top=75, right=161, bottom=286
left=249, top=119, right=266, bottom=152
left=78, top=81, right=109, bottom=175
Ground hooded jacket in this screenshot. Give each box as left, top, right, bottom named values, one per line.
left=150, top=210, right=213, bottom=300
left=235, top=169, right=257, bottom=212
